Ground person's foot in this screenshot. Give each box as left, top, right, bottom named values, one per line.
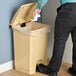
left=36, top=64, right=50, bottom=75
left=68, top=67, right=76, bottom=76
left=36, top=64, right=57, bottom=76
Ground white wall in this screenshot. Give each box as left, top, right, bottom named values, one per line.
left=42, top=0, right=72, bottom=64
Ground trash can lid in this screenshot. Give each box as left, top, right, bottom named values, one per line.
left=10, top=2, right=38, bottom=28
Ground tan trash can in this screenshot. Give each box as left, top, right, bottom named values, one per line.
left=10, top=2, right=50, bottom=75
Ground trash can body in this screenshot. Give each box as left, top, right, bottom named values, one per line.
left=13, top=22, right=49, bottom=74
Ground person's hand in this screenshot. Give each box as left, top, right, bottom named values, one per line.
left=32, top=9, right=41, bottom=21
left=33, top=9, right=41, bottom=16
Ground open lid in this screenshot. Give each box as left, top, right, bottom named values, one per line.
left=10, top=2, right=38, bottom=28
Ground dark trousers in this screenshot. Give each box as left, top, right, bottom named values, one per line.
left=48, top=3, right=76, bottom=72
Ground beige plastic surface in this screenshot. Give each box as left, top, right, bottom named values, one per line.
left=13, top=22, right=50, bottom=36
left=10, top=2, right=50, bottom=75
left=13, top=22, right=48, bottom=74
left=10, top=2, right=38, bottom=28
left=13, top=29, right=48, bottom=74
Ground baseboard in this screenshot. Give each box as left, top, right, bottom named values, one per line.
left=0, top=60, right=13, bottom=73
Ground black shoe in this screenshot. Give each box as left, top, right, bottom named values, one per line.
left=36, top=64, right=51, bottom=75
left=68, top=67, right=76, bottom=76
left=36, top=64, right=57, bottom=76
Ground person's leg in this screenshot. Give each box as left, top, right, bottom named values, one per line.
left=36, top=3, right=76, bottom=75
left=68, top=27, right=76, bottom=75
left=71, top=27, right=76, bottom=70
left=48, top=6, right=74, bottom=72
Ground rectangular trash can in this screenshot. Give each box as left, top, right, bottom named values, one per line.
left=10, top=2, right=50, bottom=75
